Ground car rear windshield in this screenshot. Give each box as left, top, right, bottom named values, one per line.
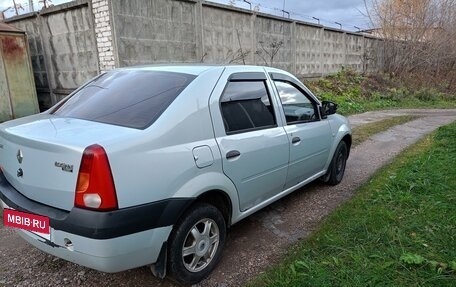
left=51, top=70, right=196, bottom=129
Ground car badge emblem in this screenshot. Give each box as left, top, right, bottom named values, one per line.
left=55, top=161, right=74, bottom=173
left=17, top=149, right=23, bottom=164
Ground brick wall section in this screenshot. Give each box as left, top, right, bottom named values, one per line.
left=92, top=0, right=115, bottom=72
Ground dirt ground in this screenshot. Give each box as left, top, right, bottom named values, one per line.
left=1, top=109, right=455, bottom=287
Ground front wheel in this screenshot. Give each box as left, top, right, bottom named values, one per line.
left=168, top=203, right=226, bottom=285
left=324, top=141, right=348, bottom=185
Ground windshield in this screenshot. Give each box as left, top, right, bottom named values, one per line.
left=51, top=70, right=196, bottom=129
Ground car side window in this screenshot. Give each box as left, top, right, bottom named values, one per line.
left=220, top=81, right=276, bottom=134
left=274, top=81, right=318, bottom=124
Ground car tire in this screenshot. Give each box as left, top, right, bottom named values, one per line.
left=167, top=203, right=226, bottom=285
left=324, top=141, right=348, bottom=186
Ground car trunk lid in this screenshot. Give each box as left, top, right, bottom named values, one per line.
left=0, top=114, right=137, bottom=211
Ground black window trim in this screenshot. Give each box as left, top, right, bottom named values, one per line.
left=219, top=78, right=278, bottom=135
left=228, top=72, right=267, bottom=82
left=226, top=122, right=278, bottom=136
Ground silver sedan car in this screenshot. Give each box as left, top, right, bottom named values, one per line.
left=0, top=65, right=351, bottom=284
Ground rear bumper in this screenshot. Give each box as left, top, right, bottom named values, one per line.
left=0, top=171, right=193, bottom=239
left=17, top=217, right=172, bottom=272
left=1, top=197, right=172, bottom=272
left=0, top=171, right=194, bottom=272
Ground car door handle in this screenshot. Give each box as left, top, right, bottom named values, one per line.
left=291, top=137, right=301, bottom=144
left=226, top=150, right=241, bottom=159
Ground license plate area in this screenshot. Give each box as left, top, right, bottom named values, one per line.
left=3, top=208, right=51, bottom=240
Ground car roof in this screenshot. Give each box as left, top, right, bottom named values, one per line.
left=116, top=64, right=275, bottom=76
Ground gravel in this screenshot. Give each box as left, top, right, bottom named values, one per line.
left=1, top=109, right=455, bottom=287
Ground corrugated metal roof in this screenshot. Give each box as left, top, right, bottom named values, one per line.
left=0, top=22, right=24, bottom=33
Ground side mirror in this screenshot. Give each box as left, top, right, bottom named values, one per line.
left=320, top=101, right=338, bottom=118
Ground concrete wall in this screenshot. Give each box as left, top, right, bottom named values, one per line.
left=6, top=0, right=99, bottom=108
left=295, top=24, right=324, bottom=76
left=111, top=0, right=383, bottom=77
left=5, top=0, right=383, bottom=109
left=111, top=0, right=199, bottom=67
left=253, top=15, right=293, bottom=71
left=201, top=5, right=253, bottom=64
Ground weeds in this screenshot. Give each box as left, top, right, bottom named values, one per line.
left=400, top=253, right=456, bottom=274
left=304, top=69, right=456, bottom=115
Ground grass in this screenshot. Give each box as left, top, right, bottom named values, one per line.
left=352, top=115, right=420, bottom=146
left=248, top=121, right=456, bottom=287
left=304, top=69, right=456, bottom=115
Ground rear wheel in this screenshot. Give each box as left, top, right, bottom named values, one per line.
left=168, top=203, right=226, bottom=285
left=324, top=141, right=348, bottom=185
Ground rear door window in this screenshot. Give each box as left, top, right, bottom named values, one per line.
left=220, top=81, right=276, bottom=134
left=51, top=70, right=196, bottom=129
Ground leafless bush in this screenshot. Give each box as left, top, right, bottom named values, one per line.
left=255, top=40, right=284, bottom=66
left=365, top=0, right=456, bottom=90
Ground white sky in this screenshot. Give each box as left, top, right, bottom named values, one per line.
left=0, top=0, right=371, bottom=31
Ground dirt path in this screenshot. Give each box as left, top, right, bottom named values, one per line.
left=1, top=109, right=455, bottom=287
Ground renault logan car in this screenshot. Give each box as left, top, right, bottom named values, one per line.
left=0, top=65, right=351, bottom=284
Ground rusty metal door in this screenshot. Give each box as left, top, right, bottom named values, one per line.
left=0, top=41, right=13, bottom=122
left=0, top=32, right=39, bottom=122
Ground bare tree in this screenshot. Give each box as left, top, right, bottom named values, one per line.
left=255, top=40, right=284, bottom=66
left=362, top=47, right=377, bottom=74
left=235, top=29, right=249, bottom=64
left=11, top=0, right=24, bottom=15
left=365, top=0, right=456, bottom=87
left=39, top=0, right=52, bottom=9
left=200, top=52, right=208, bottom=63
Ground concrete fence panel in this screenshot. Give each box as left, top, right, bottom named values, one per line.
left=111, top=0, right=198, bottom=66
left=295, top=23, right=324, bottom=77
left=39, top=1, right=99, bottom=102
left=254, top=15, right=293, bottom=72
left=201, top=5, right=254, bottom=64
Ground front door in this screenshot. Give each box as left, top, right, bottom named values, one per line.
left=272, top=80, right=332, bottom=189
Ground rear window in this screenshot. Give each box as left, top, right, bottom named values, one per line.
left=51, top=70, right=196, bottom=129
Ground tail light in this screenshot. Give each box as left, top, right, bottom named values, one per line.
left=75, top=144, right=118, bottom=211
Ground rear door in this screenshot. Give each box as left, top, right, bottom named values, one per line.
left=270, top=74, right=332, bottom=189
left=209, top=68, right=289, bottom=211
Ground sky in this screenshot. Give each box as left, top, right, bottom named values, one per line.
left=213, top=0, right=372, bottom=31
left=0, top=0, right=372, bottom=31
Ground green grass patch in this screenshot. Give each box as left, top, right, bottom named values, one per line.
left=352, top=115, right=420, bottom=146
left=248, top=121, right=456, bottom=287
left=304, top=69, right=456, bottom=115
